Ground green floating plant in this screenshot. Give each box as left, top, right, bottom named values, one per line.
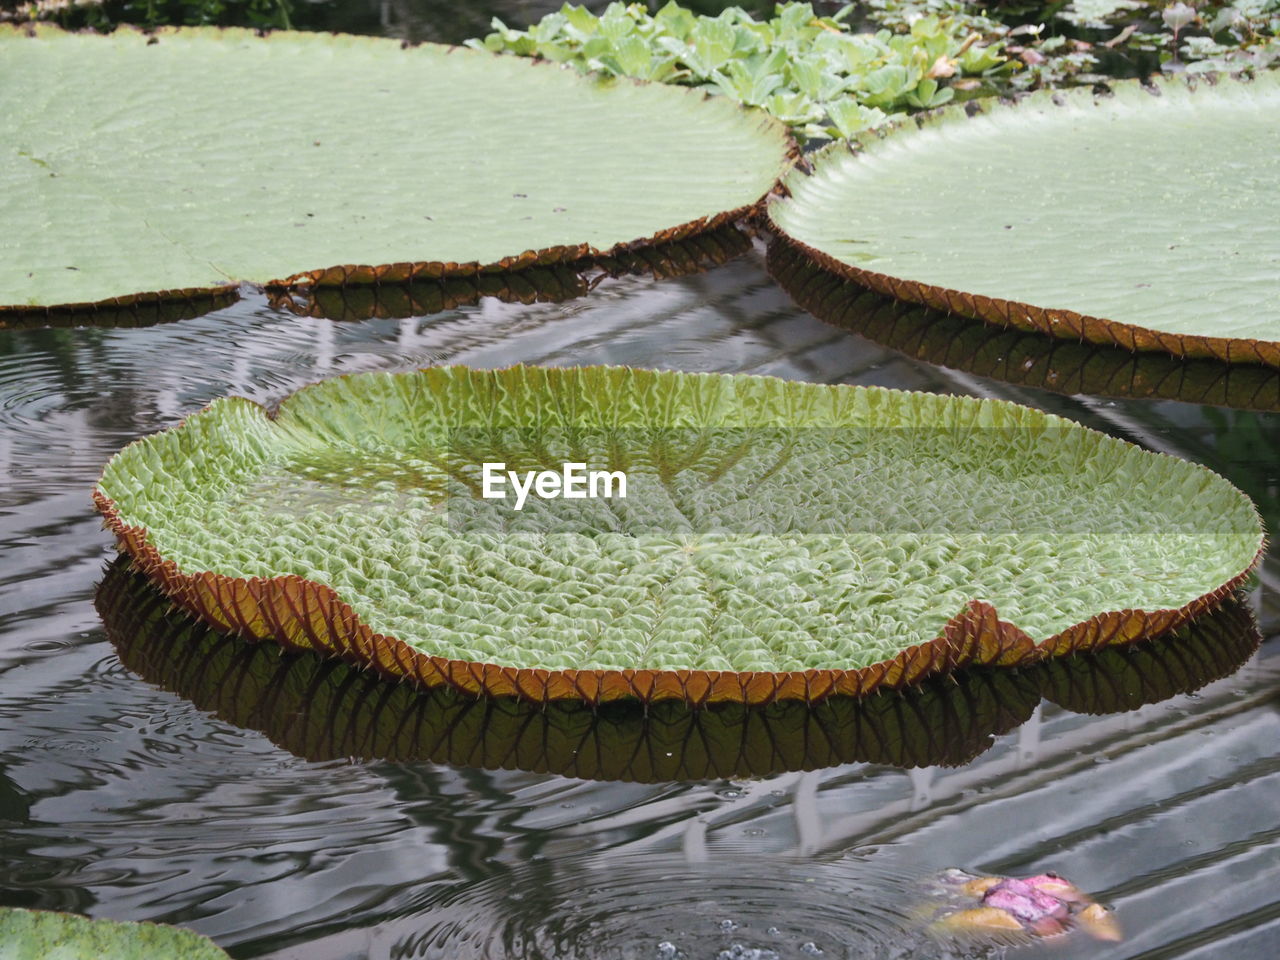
left=0, top=24, right=789, bottom=315
left=0, top=909, right=229, bottom=960
left=95, top=366, right=1262, bottom=705
left=770, top=73, right=1280, bottom=366
left=469, top=2, right=1009, bottom=140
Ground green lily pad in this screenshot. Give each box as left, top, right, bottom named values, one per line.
left=767, top=241, right=1280, bottom=413
left=768, top=74, right=1280, bottom=366
left=0, top=25, right=790, bottom=315
left=95, top=366, right=1262, bottom=704
left=0, top=908, right=229, bottom=960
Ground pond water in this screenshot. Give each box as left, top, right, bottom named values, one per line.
left=3, top=5, right=1280, bottom=960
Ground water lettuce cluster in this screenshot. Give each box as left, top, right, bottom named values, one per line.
left=471, top=1, right=1008, bottom=139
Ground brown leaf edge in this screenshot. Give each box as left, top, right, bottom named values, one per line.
left=766, top=72, right=1280, bottom=368
left=0, top=285, right=241, bottom=330
left=1, top=24, right=798, bottom=319
left=267, top=224, right=753, bottom=322
left=766, top=240, right=1280, bottom=413
left=92, top=498, right=1264, bottom=708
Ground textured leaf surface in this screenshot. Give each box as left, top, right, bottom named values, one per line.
left=0, top=25, right=789, bottom=312
left=95, top=366, right=1261, bottom=703
left=769, top=74, right=1280, bottom=364
left=0, top=908, right=229, bottom=960
left=98, top=559, right=1261, bottom=776
left=768, top=241, right=1280, bottom=413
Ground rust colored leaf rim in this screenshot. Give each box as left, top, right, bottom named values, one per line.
left=767, top=76, right=1280, bottom=369
left=93, top=488, right=1263, bottom=706
left=0, top=203, right=764, bottom=325
left=267, top=223, right=754, bottom=322
left=0, top=284, right=240, bottom=327
left=768, top=228, right=1280, bottom=369
left=765, top=240, right=1280, bottom=414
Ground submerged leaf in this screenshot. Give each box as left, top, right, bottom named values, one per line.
left=95, top=366, right=1262, bottom=704
left=0, top=25, right=790, bottom=314
left=769, top=73, right=1280, bottom=366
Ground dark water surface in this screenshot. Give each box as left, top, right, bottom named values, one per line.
left=3, top=239, right=1279, bottom=959
left=3, top=4, right=1280, bottom=957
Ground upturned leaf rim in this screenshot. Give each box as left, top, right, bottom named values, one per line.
left=767, top=71, right=1280, bottom=368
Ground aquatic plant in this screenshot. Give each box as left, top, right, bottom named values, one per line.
left=769, top=73, right=1280, bottom=366
left=471, top=1, right=1010, bottom=139
left=94, top=365, right=1262, bottom=704
left=0, top=908, right=229, bottom=959
left=0, top=25, right=789, bottom=315
left=470, top=2, right=1280, bottom=141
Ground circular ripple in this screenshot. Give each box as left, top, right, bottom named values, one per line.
left=388, top=852, right=972, bottom=960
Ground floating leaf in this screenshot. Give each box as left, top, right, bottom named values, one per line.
left=769, top=74, right=1280, bottom=366
left=0, top=25, right=791, bottom=315
left=0, top=908, right=229, bottom=960
left=95, top=366, right=1262, bottom=705
left=767, top=240, right=1280, bottom=412
left=98, top=558, right=1259, bottom=775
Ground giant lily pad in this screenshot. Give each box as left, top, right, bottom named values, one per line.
left=0, top=908, right=229, bottom=960
left=0, top=25, right=790, bottom=316
left=768, top=74, right=1280, bottom=366
left=95, top=366, right=1262, bottom=704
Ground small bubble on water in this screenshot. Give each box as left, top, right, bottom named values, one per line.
left=719, top=919, right=739, bottom=933
left=717, top=945, right=779, bottom=960
left=656, top=941, right=680, bottom=960
left=766, top=927, right=782, bottom=937
left=800, top=943, right=823, bottom=956
left=718, top=789, right=742, bottom=799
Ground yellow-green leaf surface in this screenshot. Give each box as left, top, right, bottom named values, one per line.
left=0, top=909, right=229, bottom=960
left=96, top=366, right=1261, bottom=679
left=769, top=75, right=1280, bottom=363
left=0, top=26, right=790, bottom=312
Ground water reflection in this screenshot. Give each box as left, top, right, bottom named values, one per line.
left=379, top=851, right=940, bottom=960
left=269, top=225, right=751, bottom=322
left=99, top=558, right=1261, bottom=779
left=3, top=242, right=1279, bottom=959
left=767, top=242, right=1280, bottom=414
